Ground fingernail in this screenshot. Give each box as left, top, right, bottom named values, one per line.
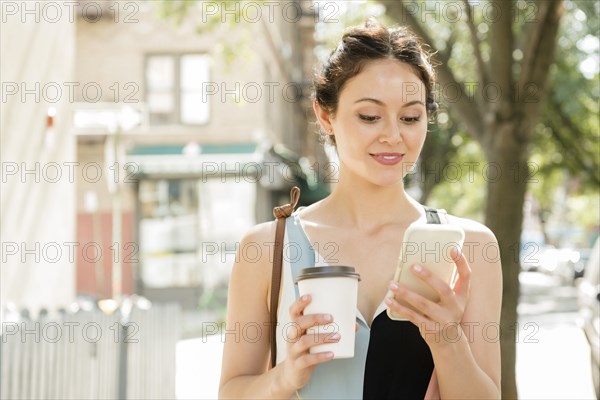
left=330, top=333, right=340, bottom=340
left=385, top=296, right=393, bottom=305
left=413, top=264, right=422, bottom=273
left=323, top=314, right=332, bottom=322
left=389, top=281, right=399, bottom=290
left=322, top=352, right=334, bottom=359
left=301, top=295, right=309, bottom=302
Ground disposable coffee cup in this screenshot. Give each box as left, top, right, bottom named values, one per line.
left=294, top=266, right=361, bottom=359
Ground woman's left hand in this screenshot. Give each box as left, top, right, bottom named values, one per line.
left=385, top=247, right=471, bottom=349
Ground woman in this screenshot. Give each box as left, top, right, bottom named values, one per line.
left=219, top=18, right=502, bottom=399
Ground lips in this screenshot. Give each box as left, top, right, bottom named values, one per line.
left=370, top=152, right=404, bottom=166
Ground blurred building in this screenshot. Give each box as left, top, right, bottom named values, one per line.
left=1, top=5, right=77, bottom=315
left=72, top=1, right=321, bottom=309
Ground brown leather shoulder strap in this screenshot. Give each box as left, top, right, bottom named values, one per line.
left=270, top=186, right=300, bottom=369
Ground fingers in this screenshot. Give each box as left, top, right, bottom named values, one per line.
left=451, top=248, right=471, bottom=298
left=293, top=350, right=335, bottom=370
left=287, top=294, right=340, bottom=357
left=288, top=330, right=339, bottom=356
left=289, top=294, right=310, bottom=321
left=387, top=247, right=472, bottom=326
left=385, top=291, right=429, bottom=326
left=410, top=264, right=455, bottom=301
left=299, top=331, right=340, bottom=350
left=290, top=314, right=334, bottom=338
left=386, top=281, right=439, bottom=319
left=287, top=325, right=340, bottom=368
left=282, top=295, right=341, bottom=390
left=404, top=246, right=471, bottom=304
left=288, top=294, right=336, bottom=334
left=287, top=311, right=334, bottom=343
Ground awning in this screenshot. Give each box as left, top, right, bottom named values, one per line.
left=126, top=143, right=261, bottom=179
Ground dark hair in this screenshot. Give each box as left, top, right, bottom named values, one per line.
left=313, top=18, right=438, bottom=144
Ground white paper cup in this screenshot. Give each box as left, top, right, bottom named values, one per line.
left=295, top=266, right=360, bottom=359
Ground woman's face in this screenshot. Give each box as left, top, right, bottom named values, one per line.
left=325, top=58, right=428, bottom=187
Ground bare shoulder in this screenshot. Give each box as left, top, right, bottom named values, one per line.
left=445, top=214, right=498, bottom=246
left=240, top=219, right=278, bottom=245
left=231, top=220, right=282, bottom=305
left=445, top=214, right=501, bottom=278
left=235, top=220, right=278, bottom=273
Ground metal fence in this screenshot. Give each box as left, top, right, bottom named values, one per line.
left=1, top=300, right=181, bottom=400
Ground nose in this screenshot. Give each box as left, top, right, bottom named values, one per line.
left=379, top=121, right=403, bottom=144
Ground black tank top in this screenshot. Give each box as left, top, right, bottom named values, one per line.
left=363, top=207, right=441, bottom=399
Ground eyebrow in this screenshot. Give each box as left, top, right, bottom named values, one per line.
left=354, top=98, right=425, bottom=108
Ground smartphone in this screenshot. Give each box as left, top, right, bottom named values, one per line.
left=387, top=224, right=465, bottom=321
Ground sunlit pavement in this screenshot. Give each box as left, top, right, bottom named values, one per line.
left=176, top=271, right=596, bottom=399
left=176, top=334, right=224, bottom=400
left=517, top=272, right=595, bottom=400
left=516, top=317, right=594, bottom=399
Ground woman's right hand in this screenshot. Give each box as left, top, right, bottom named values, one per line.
left=281, top=294, right=340, bottom=391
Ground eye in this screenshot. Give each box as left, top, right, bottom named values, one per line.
left=358, top=114, right=380, bottom=122
left=401, top=116, right=422, bottom=123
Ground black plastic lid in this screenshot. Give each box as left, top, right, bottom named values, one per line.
left=294, top=266, right=361, bottom=283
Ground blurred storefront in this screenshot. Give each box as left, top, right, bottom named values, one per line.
left=127, top=143, right=259, bottom=308
left=71, top=1, right=325, bottom=311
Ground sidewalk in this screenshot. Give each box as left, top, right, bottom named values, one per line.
left=516, top=316, right=595, bottom=399
left=176, top=334, right=223, bottom=400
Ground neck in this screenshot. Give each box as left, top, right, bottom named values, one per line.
left=322, top=169, right=422, bottom=231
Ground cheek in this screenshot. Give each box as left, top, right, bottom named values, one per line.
left=336, top=122, right=373, bottom=148
left=406, top=125, right=428, bottom=148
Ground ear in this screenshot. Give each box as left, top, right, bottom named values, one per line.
left=313, top=99, right=334, bottom=134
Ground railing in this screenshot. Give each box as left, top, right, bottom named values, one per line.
left=1, top=299, right=180, bottom=400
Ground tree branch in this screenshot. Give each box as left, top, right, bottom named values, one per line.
left=437, top=31, right=455, bottom=66
left=463, top=0, right=489, bottom=87
left=518, top=0, right=564, bottom=135
left=546, top=97, right=600, bottom=185
left=385, top=1, right=484, bottom=142
left=488, top=0, right=515, bottom=115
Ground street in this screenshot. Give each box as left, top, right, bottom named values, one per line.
left=176, top=271, right=596, bottom=399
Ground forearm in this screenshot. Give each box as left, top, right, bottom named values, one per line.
left=219, top=364, right=295, bottom=400
left=431, top=336, right=500, bottom=400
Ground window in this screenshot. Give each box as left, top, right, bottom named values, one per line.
left=145, top=54, right=210, bottom=125
left=138, top=177, right=256, bottom=322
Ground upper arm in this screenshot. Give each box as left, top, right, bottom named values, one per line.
left=455, top=219, right=503, bottom=390
left=219, top=221, right=277, bottom=390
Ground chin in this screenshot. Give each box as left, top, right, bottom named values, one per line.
left=365, top=174, right=406, bottom=188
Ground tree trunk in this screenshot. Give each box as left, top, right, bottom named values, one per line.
left=483, top=123, right=531, bottom=399
left=417, top=126, right=456, bottom=205
left=419, top=171, right=437, bottom=205
left=417, top=142, right=446, bottom=205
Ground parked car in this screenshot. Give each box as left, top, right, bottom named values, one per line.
left=577, top=237, right=600, bottom=399
left=538, top=246, right=582, bottom=283
left=572, top=248, right=593, bottom=280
